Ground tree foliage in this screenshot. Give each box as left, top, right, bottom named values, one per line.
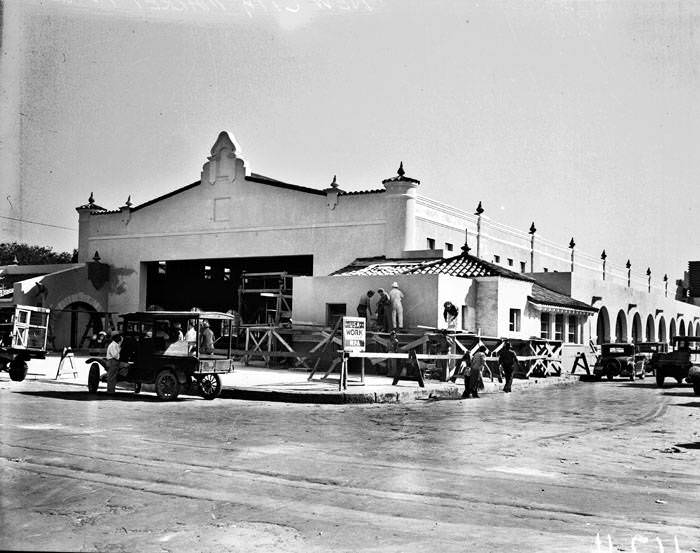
left=0, top=242, right=78, bottom=265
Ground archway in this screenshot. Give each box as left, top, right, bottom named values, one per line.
left=679, top=319, right=686, bottom=336
left=670, top=319, right=677, bottom=342
left=688, top=322, right=695, bottom=337
left=696, top=322, right=700, bottom=337
left=596, top=306, right=611, bottom=344
left=615, top=310, right=628, bottom=343
left=53, top=301, right=101, bottom=350
left=645, top=314, right=655, bottom=342
left=631, top=313, right=642, bottom=343
left=658, top=316, right=667, bottom=343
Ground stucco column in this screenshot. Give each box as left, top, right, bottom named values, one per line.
left=382, top=163, right=420, bottom=257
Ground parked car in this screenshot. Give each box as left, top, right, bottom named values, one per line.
left=593, top=343, right=645, bottom=381
left=634, top=342, right=668, bottom=375
left=86, top=310, right=236, bottom=400
left=0, top=305, right=50, bottom=382
left=650, top=336, right=700, bottom=392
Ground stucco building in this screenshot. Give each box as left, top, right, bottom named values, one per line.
left=8, top=130, right=699, bottom=351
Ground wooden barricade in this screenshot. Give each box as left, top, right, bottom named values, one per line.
left=233, top=324, right=565, bottom=386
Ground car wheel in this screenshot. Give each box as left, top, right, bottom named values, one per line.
left=87, top=363, right=101, bottom=393
left=9, top=358, right=28, bottom=382
left=198, top=374, right=222, bottom=400
left=155, top=370, right=180, bottom=401
left=606, top=373, right=614, bottom=381
left=655, top=372, right=665, bottom=388
left=693, top=382, right=700, bottom=396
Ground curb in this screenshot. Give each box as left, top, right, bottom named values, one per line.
left=9, top=372, right=582, bottom=405
left=224, top=374, right=581, bottom=404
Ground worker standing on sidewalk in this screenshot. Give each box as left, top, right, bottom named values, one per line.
left=106, top=333, right=123, bottom=394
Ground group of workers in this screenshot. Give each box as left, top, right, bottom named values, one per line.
left=357, top=282, right=405, bottom=331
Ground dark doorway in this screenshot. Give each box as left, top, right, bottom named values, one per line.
left=145, top=255, right=313, bottom=321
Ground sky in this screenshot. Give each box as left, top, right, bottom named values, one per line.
left=1, top=0, right=699, bottom=282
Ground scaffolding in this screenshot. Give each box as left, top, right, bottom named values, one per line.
left=237, top=271, right=295, bottom=325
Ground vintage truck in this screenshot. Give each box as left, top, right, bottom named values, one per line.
left=0, top=305, right=51, bottom=381
left=650, top=336, right=700, bottom=393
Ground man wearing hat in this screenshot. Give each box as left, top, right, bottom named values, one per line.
left=389, top=282, right=405, bottom=330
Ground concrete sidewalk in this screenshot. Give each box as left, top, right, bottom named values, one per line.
left=7, top=352, right=581, bottom=403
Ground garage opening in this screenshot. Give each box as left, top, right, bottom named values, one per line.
left=145, top=255, right=313, bottom=323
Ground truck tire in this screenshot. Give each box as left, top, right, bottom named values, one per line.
left=155, top=369, right=180, bottom=401
left=9, top=358, right=28, bottom=382
left=198, top=374, right=222, bottom=400
left=604, top=359, right=619, bottom=381
left=87, top=363, right=101, bottom=393
left=655, top=371, right=665, bottom=388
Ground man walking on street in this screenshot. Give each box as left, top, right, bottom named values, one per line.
left=498, top=341, right=518, bottom=393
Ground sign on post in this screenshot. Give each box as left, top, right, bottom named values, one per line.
left=342, top=316, right=366, bottom=352
left=340, top=317, right=366, bottom=390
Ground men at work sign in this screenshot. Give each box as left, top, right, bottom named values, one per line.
left=342, top=317, right=366, bottom=352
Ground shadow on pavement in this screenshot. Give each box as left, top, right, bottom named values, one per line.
left=661, top=390, right=697, bottom=397
left=674, top=401, right=700, bottom=408
left=14, top=390, right=195, bottom=402
left=676, top=441, right=700, bottom=449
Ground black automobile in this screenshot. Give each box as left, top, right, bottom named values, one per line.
left=86, top=311, right=235, bottom=400
left=650, top=336, right=700, bottom=392
left=593, top=343, right=645, bottom=381
left=634, top=342, right=668, bottom=375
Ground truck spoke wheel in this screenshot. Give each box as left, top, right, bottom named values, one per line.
left=155, top=370, right=180, bottom=401
left=198, top=374, right=222, bottom=400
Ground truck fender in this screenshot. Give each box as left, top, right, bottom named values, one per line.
left=85, top=358, right=108, bottom=370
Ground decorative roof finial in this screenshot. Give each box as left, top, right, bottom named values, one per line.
left=569, top=237, right=576, bottom=249
left=88, top=192, right=95, bottom=205
left=461, top=228, right=471, bottom=254
left=529, top=222, right=537, bottom=235
left=626, top=259, right=631, bottom=269
left=93, top=251, right=101, bottom=263
left=663, top=274, right=668, bottom=282
left=330, top=175, right=338, bottom=189
left=125, top=195, right=132, bottom=208
left=646, top=267, right=651, bottom=276
left=475, top=201, right=484, bottom=216
left=397, top=162, right=405, bottom=177
left=601, top=249, right=607, bottom=260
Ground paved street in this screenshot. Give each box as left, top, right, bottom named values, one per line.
left=1, top=377, right=699, bottom=553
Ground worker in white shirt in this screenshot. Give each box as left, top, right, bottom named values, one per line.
left=106, top=333, right=123, bottom=394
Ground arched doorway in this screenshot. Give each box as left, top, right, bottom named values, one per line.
left=670, top=319, right=677, bottom=342
left=596, top=307, right=611, bottom=344
left=615, top=310, right=628, bottom=343
left=64, top=302, right=101, bottom=349
left=658, top=316, right=667, bottom=343
left=631, top=313, right=642, bottom=343
left=696, top=322, right=700, bottom=337
left=688, top=322, right=696, bottom=337
left=679, top=319, right=686, bottom=336
left=645, top=314, right=655, bottom=342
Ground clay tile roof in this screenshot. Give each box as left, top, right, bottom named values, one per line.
left=405, top=253, right=530, bottom=280
left=330, top=256, right=439, bottom=276
left=528, top=283, right=598, bottom=312
left=333, top=252, right=597, bottom=313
